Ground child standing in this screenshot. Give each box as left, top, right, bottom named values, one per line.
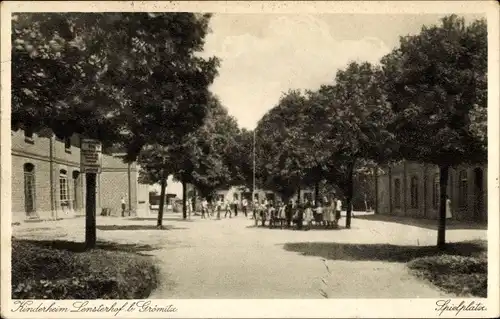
left=315, top=201, right=324, bottom=227
left=446, top=196, right=453, bottom=219
left=224, top=199, right=232, bottom=218
left=187, top=198, right=192, bottom=219
left=242, top=198, right=248, bottom=217
left=201, top=199, right=208, bottom=219
left=233, top=197, right=239, bottom=217
left=303, top=202, right=313, bottom=230
left=335, top=197, right=342, bottom=225
left=216, top=198, right=223, bottom=219
left=120, top=196, right=126, bottom=217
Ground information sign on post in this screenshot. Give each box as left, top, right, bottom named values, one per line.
left=81, top=139, right=102, bottom=173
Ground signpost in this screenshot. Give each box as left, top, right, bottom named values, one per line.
left=81, top=139, right=102, bottom=249
left=81, top=139, right=102, bottom=173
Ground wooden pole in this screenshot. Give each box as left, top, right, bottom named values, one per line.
left=85, top=172, right=97, bottom=249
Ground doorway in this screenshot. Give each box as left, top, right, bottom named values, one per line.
left=473, top=168, right=484, bottom=222
left=24, top=163, right=36, bottom=217
left=72, top=171, right=81, bottom=213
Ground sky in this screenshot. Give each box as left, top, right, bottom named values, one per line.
left=202, top=13, right=484, bottom=130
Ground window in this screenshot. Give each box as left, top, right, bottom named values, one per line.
left=410, top=176, right=419, bottom=208
left=24, top=163, right=36, bottom=215
left=459, top=170, right=468, bottom=207
left=59, top=170, right=69, bottom=205
left=394, top=178, right=401, bottom=208
left=432, top=174, right=439, bottom=209
left=64, top=137, right=71, bottom=151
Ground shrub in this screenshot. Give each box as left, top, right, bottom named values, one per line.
left=408, top=254, right=487, bottom=297
left=12, top=240, right=159, bottom=299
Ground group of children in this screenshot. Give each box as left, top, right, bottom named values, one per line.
left=253, top=197, right=344, bottom=230
left=193, top=196, right=345, bottom=230
left=199, top=197, right=250, bottom=219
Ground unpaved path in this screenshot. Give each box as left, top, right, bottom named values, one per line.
left=13, top=213, right=486, bottom=299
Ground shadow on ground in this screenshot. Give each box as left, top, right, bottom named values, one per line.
left=282, top=240, right=487, bottom=263
left=354, top=214, right=487, bottom=230
left=14, top=238, right=162, bottom=254
left=96, top=225, right=188, bottom=231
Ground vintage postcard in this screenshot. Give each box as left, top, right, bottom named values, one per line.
left=1, top=1, right=499, bottom=318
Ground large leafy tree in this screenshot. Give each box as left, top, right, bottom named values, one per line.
left=225, top=128, right=255, bottom=191
left=174, top=97, right=240, bottom=217
left=256, top=90, right=313, bottom=203
left=101, top=13, right=220, bottom=162
left=380, top=15, right=487, bottom=248
left=306, top=62, right=395, bottom=228
left=138, top=95, right=238, bottom=221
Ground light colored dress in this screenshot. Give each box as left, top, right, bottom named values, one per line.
left=446, top=199, right=452, bottom=219
left=304, top=207, right=313, bottom=223
left=323, top=202, right=332, bottom=222
left=315, top=206, right=324, bottom=222
left=281, top=205, right=287, bottom=218
left=257, top=204, right=265, bottom=220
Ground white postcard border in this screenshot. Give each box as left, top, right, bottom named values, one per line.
left=1, top=1, right=499, bottom=318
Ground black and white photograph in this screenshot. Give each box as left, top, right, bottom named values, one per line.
left=1, top=1, right=498, bottom=318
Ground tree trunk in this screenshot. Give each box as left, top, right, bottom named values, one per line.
left=374, top=167, right=378, bottom=214
left=314, top=181, right=320, bottom=204
left=437, top=165, right=449, bottom=249
left=182, top=179, right=187, bottom=219
left=345, top=162, right=355, bottom=229
left=85, top=172, right=97, bottom=250
left=297, top=185, right=301, bottom=204
left=157, top=174, right=167, bottom=227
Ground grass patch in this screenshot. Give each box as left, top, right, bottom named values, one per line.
left=407, top=240, right=487, bottom=298
left=12, top=239, right=159, bottom=299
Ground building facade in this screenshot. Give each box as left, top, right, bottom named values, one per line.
left=11, top=128, right=149, bottom=223
left=376, top=161, right=487, bottom=222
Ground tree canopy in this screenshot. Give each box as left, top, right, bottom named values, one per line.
left=12, top=13, right=220, bottom=160
left=380, top=14, right=487, bottom=166
left=256, top=90, right=312, bottom=201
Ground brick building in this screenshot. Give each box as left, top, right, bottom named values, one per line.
left=11, top=128, right=149, bottom=223
left=376, top=161, right=487, bottom=222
